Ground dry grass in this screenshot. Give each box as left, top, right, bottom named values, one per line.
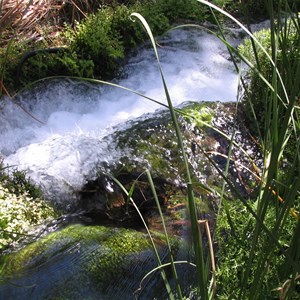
left=1, top=0, right=61, bottom=32
left=0, top=0, right=111, bottom=46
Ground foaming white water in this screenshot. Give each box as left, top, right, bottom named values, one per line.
left=0, top=27, right=241, bottom=206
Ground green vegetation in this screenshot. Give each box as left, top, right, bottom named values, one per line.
left=212, top=0, right=300, bottom=19
left=0, top=0, right=299, bottom=299
left=1, top=1, right=299, bottom=96
left=0, top=0, right=207, bottom=95
left=114, top=102, right=216, bottom=185
left=215, top=199, right=300, bottom=299
left=0, top=163, right=57, bottom=252
left=239, top=18, right=300, bottom=138
left=0, top=223, right=182, bottom=299
left=1, top=224, right=153, bottom=276
left=0, top=163, right=43, bottom=199
left=195, top=1, right=300, bottom=298
left=237, top=0, right=300, bottom=19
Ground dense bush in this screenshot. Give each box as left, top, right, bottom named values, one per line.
left=1, top=1, right=298, bottom=94
left=233, top=0, right=300, bottom=18
left=71, top=7, right=125, bottom=78
left=51, top=0, right=206, bottom=80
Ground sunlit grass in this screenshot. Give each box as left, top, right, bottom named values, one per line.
left=197, top=0, right=300, bottom=299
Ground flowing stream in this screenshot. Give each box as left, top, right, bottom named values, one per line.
left=0, top=26, right=242, bottom=201
left=0, top=22, right=271, bottom=300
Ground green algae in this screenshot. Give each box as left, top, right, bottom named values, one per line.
left=113, top=102, right=216, bottom=184
left=85, top=227, right=154, bottom=283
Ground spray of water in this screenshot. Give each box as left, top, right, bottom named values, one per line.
left=0, top=28, right=241, bottom=206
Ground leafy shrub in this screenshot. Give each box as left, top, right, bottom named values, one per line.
left=110, top=2, right=169, bottom=50
left=151, top=0, right=207, bottom=23
left=20, top=50, right=95, bottom=83
left=0, top=163, right=57, bottom=252
left=0, top=164, right=42, bottom=199
left=0, top=0, right=211, bottom=94
left=70, top=2, right=171, bottom=78
left=71, top=7, right=125, bottom=78
left=57, top=52, right=95, bottom=78
left=110, top=4, right=147, bottom=50
left=0, top=37, right=30, bottom=94
left=0, top=183, right=56, bottom=251
left=236, top=0, right=300, bottom=18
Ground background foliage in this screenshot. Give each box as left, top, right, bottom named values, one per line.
left=0, top=0, right=207, bottom=95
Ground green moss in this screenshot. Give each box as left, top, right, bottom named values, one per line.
left=86, top=226, right=154, bottom=282
left=180, top=102, right=215, bottom=129
left=0, top=223, right=182, bottom=299
left=114, top=111, right=180, bottom=180
left=1, top=224, right=154, bottom=277
left=114, top=102, right=227, bottom=191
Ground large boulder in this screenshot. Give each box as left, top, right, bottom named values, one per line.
left=3, top=101, right=260, bottom=216
left=80, top=101, right=260, bottom=219
left=0, top=223, right=195, bottom=299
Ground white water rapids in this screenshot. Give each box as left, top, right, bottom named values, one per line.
left=0, top=27, right=242, bottom=206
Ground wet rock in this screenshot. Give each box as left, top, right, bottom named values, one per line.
left=0, top=223, right=195, bottom=300
left=3, top=101, right=260, bottom=216
left=81, top=101, right=261, bottom=219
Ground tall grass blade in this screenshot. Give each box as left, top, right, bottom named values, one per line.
left=197, top=0, right=300, bottom=298
left=107, top=174, right=175, bottom=299
left=146, top=169, right=183, bottom=299
left=136, top=260, right=197, bottom=296
left=130, top=12, right=209, bottom=299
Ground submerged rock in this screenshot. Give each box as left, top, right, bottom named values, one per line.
left=0, top=100, right=261, bottom=299
left=0, top=223, right=195, bottom=299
